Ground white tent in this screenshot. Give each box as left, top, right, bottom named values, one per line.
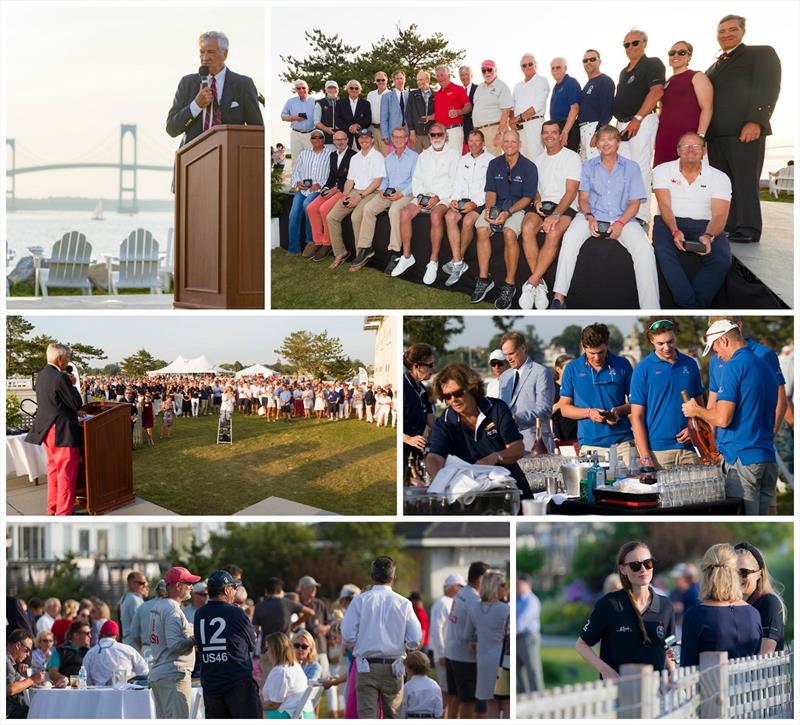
left=147, top=354, right=217, bottom=376
left=234, top=363, right=278, bottom=380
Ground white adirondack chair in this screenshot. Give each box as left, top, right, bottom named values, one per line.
left=110, top=228, right=163, bottom=294
left=159, top=227, right=174, bottom=291
left=37, top=231, right=94, bottom=296
left=290, top=686, right=320, bottom=719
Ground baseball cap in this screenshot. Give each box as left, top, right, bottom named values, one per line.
left=338, top=583, right=361, bottom=600
left=702, top=319, right=738, bottom=356
left=324, top=79, right=339, bottom=89
left=100, top=620, right=120, bottom=638
left=298, top=575, right=320, bottom=589
left=207, top=570, right=241, bottom=591
left=310, top=129, right=325, bottom=139
left=489, top=349, right=506, bottom=363
left=481, top=59, right=497, bottom=70
left=163, top=566, right=201, bottom=586
left=358, top=127, right=373, bottom=138
left=192, top=582, right=208, bottom=594
left=444, top=573, right=467, bottom=587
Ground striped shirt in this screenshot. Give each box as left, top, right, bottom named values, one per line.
left=291, top=145, right=334, bottom=194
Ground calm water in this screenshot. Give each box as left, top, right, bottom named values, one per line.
left=5, top=210, right=174, bottom=262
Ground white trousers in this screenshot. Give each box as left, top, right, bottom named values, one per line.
left=445, top=126, right=464, bottom=152
left=290, top=129, right=313, bottom=167
left=553, top=213, right=660, bottom=309
left=579, top=122, right=599, bottom=161
left=617, top=113, right=658, bottom=224
left=519, top=117, right=545, bottom=161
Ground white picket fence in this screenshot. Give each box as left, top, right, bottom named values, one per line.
left=518, top=643, right=793, bottom=719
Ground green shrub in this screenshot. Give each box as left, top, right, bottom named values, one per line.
left=541, top=598, right=593, bottom=636
left=6, top=392, right=22, bottom=428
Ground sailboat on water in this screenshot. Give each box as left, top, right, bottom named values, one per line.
left=92, top=200, right=105, bottom=221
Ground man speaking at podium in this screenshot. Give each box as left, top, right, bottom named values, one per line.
left=25, top=343, right=83, bottom=516
left=166, top=31, right=263, bottom=146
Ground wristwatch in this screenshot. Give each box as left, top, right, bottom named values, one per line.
left=634, top=114, right=643, bottom=122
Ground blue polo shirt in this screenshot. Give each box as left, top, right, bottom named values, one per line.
left=550, top=74, right=581, bottom=120
left=715, top=347, right=778, bottom=464
left=580, top=154, right=647, bottom=222
left=578, top=73, right=616, bottom=125
left=560, top=353, right=633, bottom=447
left=709, top=337, right=785, bottom=392
left=280, top=96, right=317, bottom=132
left=629, top=351, right=704, bottom=452
left=485, top=154, right=538, bottom=212
left=380, top=146, right=418, bottom=195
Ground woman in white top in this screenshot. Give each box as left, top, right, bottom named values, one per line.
left=263, top=632, right=314, bottom=719
left=375, top=388, right=388, bottom=427
left=220, top=386, right=235, bottom=422
left=302, top=387, right=314, bottom=418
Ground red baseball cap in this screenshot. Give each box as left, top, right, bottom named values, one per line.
left=164, top=566, right=201, bottom=586
left=481, top=60, right=497, bottom=70
left=100, top=620, right=120, bottom=638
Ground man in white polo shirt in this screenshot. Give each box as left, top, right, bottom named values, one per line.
left=366, top=71, right=391, bottom=155
left=511, top=53, right=550, bottom=161
left=652, top=132, right=732, bottom=308
left=326, top=128, right=386, bottom=269
left=471, top=60, right=513, bottom=155
left=519, top=120, right=582, bottom=309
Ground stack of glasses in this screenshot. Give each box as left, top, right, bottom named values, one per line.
left=656, top=465, right=727, bottom=507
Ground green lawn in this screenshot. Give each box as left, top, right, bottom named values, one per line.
left=541, top=645, right=597, bottom=687
left=777, top=489, right=793, bottom=515
left=759, top=189, right=794, bottom=203
left=132, top=414, right=396, bottom=515
left=270, top=248, right=492, bottom=309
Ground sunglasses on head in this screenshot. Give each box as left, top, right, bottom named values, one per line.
left=442, top=389, right=466, bottom=402
left=649, top=319, right=674, bottom=332
left=623, top=40, right=642, bottom=49
left=625, top=558, right=655, bottom=572
left=738, top=568, right=759, bottom=578
left=583, top=56, right=598, bottom=63
left=293, top=643, right=310, bottom=650
left=668, top=49, right=690, bottom=57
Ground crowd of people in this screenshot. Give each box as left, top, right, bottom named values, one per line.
left=278, top=15, right=781, bottom=309
left=404, top=315, right=793, bottom=515
left=6, top=558, right=510, bottom=720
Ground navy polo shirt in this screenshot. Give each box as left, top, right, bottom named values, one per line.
left=709, top=337, right=785, bottom=392
left=560, top=353, right=633, bottom=447
left=550, top=74, right=581, bottom=120
left=580, top=588, right=675, bottom=676
left=427, top=396, right=529, bottom=495
left=194, top=600, right=256, bottom=697
left=715, top=347, right=777, bottom=464
left=484, top=154, right=538, bottom=212
left=404, top=373, right=433, bottom=438
left=578, top=73, right=616, bottom=125
left=629, top=351, right=704, bottom=451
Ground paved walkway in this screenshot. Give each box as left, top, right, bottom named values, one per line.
left=6, top=294, right=174, bottom=309
left=234, top=496, right=337, bottom=516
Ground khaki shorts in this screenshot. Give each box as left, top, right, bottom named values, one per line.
left=476, top=209, right=525, bottom=236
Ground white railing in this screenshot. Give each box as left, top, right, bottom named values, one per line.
left=6, top=379, right=31, bottom=390
left=517, top=643, right=793, bottom=720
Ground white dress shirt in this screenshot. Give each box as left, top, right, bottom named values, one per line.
left=346, top=147, right=386, bottom=189
left=452, top=149, right=495, bottom=205
left=341, top=584, right=422, bottom=658
left=513, top=74, right=550, bottom=116
left=411, top=145, right=461, bottom=202
left=36, top=613, right=55, bottom=633
left=399, top=675, right=444, bottom=718
left=428, top=594, right=453, bottom=663
left=82, top=638, right=149, bottom=686
left=367, top=88, right=389, bottom=124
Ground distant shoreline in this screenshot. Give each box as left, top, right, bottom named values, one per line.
left=7, top=198, right=173, bottom=212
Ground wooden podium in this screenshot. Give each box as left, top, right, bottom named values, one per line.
left=77, top=402, right=134, bottom=514
left=173, top=124, right=265, bottom=309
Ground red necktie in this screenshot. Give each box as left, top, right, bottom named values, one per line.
left=715, top=51, right=729, bottom=67
left=204, top=76, right=222, bottom=131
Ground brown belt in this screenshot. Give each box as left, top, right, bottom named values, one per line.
left=474, top=122, right=500, bottom=131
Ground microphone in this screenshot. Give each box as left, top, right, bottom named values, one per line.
left=199, top=65, right=210, bottom=89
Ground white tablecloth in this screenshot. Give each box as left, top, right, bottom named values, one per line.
left=6, top=433, right=47, bottom=482
left=28, top=686, right=204, bottom=719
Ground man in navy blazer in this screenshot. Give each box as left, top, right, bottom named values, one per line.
left=335, top=80, right=372, bottom=150
left=166, top=31, right=263, bottom=147
left=380, top=70, right=409, bottom=147
left=497, top=331, right=555, bottom=452
left=25, top=343, right=84, bottom=516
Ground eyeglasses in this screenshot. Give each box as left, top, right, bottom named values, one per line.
left=668, top=49, right=690, bottom=57
left=481, top=68, right=493, bottom=74
left=583, top=57, right=598, bottom=63
left=649, top=320, right=674, bottom=331
left=134, top=580, right=148, bottom=586
left=678, top=143, right=704, bottom=151
left=738, top=568, right=759, bottom=578
left=79, top=630, right=92, bottom=636
left=347, top=87, right=359, bottom=91
left=295, top=87, right=307, bottom=92
left=442, top=389, right=466, bottom=402
left=20, top=644, right=31, bottom=653
left=551, top=66, right=563, bottom=70
left=490, top=360, right=507, bottom=368
left=196, top=592, right=209, bottom=597
left=429, top=132, right=445, bottom=138
left=293, top=643, right=310, bottom=650
left=623, top=40, right=642, bottom=49
left=375, top=78, right=387, bottom=83
left=625, top=558, right=655, bottom=572
left=520, top=62, right=534, bottom=68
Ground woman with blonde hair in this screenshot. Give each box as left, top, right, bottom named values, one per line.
left=679, top=544, right=761, bottom=667
left=292, top=630, right=322, bottom=712
left=262, top=632, right=314, bottom=719
left=734, top=541, right=786, bottom=654
left=32, top=630, right=55, bottom=672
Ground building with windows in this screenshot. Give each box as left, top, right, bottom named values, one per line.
left=364, top=315, right=396, bottom=386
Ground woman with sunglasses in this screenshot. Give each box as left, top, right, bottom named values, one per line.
left=262, top=632, right=314, bottom=719
left=292, top=631, right=323, bottom=712
left=735, top=541, right=786, bottom=654
left=679, top=543, right=761, bottom=667
left=653, top=41, right=713, bottom=167
left=403, top=344, right=436, bottom=464
left=32, top=629, right=55, bottom=673
left=577, top=541, right=676, bottom=680
left=424, top=362, right=530, bottom=498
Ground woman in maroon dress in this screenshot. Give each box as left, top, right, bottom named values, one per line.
left=141, top=393, right=155, bottom=446
left=653, top=41, right=713, bottom=167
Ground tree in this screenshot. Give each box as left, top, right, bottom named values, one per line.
left=276, top=331, right=345, bottom=379
left=403, top=316, right=464, bottom=356
left=6, top=316, right=35, bottom=375
left=219, top=361, right=248, bottom=372
left=121, top=349, right=162, bottom=376
left=325, top=356, right=358, bottom=381
left=492, top=316, right=518, bottom=334
left=549, top=324, right=624, bottom=356
left=486, top=322, right=545, bottom=363
left=280, top=25, right=465, bottom=95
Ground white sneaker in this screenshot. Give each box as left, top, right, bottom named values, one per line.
left=519, top=281, right=536, bottom=309
left=442, top=260, right=455, bottom=275
left=533, top=279, right=550, bottom=309
left=390, top=254, right=416, bottom=277
left=423, top=260, right=439, bottom=285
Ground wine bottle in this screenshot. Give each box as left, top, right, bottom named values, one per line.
left=531, top=418, right=548, bottom=456
left=680, top=390, right=722, bottom=465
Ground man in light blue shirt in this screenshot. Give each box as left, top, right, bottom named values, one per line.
left=516, top=575, right=543, bottom=693
left=280, top=79, right=317, bottom=165
left=350, top=126, right=418, bottom=272
left=550, top=124, right=659, bottom=309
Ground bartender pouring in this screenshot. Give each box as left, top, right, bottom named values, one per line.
left=424, top=362, right=531, bottom=498
left=25, top=343, right=83, bottom=516
left=403, top=343, right=436, bottom=463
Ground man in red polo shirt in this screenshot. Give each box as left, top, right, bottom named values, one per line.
left=434, top=65, right=471, bottom=154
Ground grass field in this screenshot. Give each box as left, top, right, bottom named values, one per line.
left=270, top=248, right=492, bottom=309
left=541, top=645, right=597, bottom=687
left=131, top=414, right=396, bottom=515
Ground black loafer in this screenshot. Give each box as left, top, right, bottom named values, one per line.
left=728, top=232, right=758, bottom=243
left=384, top=254, right=400, bottom=275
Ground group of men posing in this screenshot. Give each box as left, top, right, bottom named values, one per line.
left=281, top=15, right=780, bottom=309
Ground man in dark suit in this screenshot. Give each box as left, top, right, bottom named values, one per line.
left=166, top=31, right=263, bottom=147
left=25, top=343, right=84, bottom=516
left=460, top=66, right=478, bottom=144
left=705, top=14, right=781, bottom=243
left=335, top=80, right=372, bottom=150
